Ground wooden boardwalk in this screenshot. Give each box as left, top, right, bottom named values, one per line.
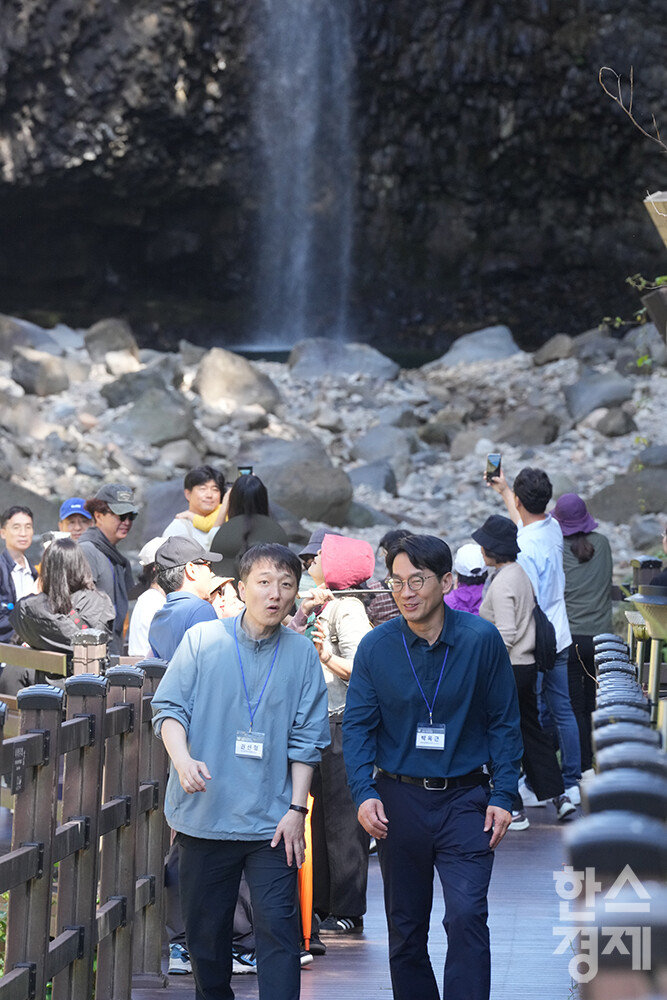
left=137, top=807, right=573, bottom=1000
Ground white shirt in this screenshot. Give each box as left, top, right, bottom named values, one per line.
left=516, top=514, right=572, bottom=653
left=11, top=560, right=36, bottom=601
left=128, top=587, right=167, bottom=657
left=162, top=517, right=219, bottom=551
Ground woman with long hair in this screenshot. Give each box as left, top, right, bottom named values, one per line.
left=552, top=493, right=613, bottom=778
left=10, top=537, right=114, bottom=656
left=209, top=474, right=288, bottom=581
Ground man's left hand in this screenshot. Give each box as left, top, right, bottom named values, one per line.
left=271, top=809, right=307, bottom=868
left=484, top=805, right=512, bottom=849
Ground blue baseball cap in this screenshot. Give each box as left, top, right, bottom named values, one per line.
left=59, top=497, right=92, bottom=521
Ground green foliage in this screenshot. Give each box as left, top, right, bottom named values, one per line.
left=626, top=273, right=667, bottom=292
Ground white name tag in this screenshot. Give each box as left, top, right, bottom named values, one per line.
left=236, top=730, right=265, bottom=759
left=415, top=724, right=446, bottom=750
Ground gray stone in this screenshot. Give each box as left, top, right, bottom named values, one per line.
left=236, top=436, right=352, bottom=524
left=449, top=428, right=494, bottom=462
left=623, top=323, right=667, bottom=367
left=133, top=479, right=189, bottom=546
left=418, top=421, right=459, bottom=446
left=589, top=468, right=667, bottom=523
left=595, top=409, right=637, bottom=437
left=230, top=405, right=270, bottom=430
left=23, top=323, right=86, bottom=355
left=630, top=514, right=664, bottom=551
left=348, top=460, right=398, bottom=495
left=76, top=455, right=106, bottom=477
left=496, top=408, right=560, bottom=446
left=429, top=326, right=521, bottom=367
left=571, top=328, right=621, bottom=364
left=100, top=360, right=179, bottom=408
left=105, top=349, right=142, bottom=376
left=112, top=387, right=196, bottom=447
left=631, top=445, right=667, bottom=471
left=351, top=426, right=418, bottom=480
left=288, top=338, right=400, bottom=380
left=159, top=439, right=203, bottom=468
left=11, top=345, right=69, bottom=396
left=195, top=347, right=282, bottom=413
left=564, top=372, right=634, bottom=422
left=84, top=318, right=140, bottom=362
left=314, top=406, right=344, bottom=432
left=344, top=500, right=396, bottom=528
left=533, top=334, right=574, bottom=366
left=179, top=339, right=208, bottom=366
left=375, top=404, right=421, bottom=428
left=0, top=314, right=34, bottom=354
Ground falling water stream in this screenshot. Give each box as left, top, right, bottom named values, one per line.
left=252, top=0, right=354, bottom=345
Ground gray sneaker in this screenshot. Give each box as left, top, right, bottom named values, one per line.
left=553, top=793, right=576, bottom=822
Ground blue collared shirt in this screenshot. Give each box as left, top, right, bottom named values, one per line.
left=343, top=609, right=522, bottom=813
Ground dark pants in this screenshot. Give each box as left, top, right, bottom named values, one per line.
left=311, top=714, right=370, bottom=918
left=512, top=663, right=564, bottom=808
left=376, top=772, right=494, bottom=1000
left=177, top=835, right=300, bottom=1000
left=567, top=635, right=596, bottom=773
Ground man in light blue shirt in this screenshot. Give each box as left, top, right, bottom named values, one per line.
left=152, top=543, right=329, bottom=1000
left=490, top=467, right=581, bottom=809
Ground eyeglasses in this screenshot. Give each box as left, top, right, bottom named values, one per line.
left=386, top=574, right=437, bottom=593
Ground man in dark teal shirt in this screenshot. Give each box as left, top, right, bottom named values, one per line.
left=343, top=534, right=522, bottom=1000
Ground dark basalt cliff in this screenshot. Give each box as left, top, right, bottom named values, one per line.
left=0, top=0, right=665, bottom=352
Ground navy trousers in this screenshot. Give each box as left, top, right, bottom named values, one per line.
left=177, top=834, right=300, bottom=1000
left=376, top=771, right=494, bottom=1000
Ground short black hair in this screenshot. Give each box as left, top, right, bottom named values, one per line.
left=385, top=534, right=452, bottom=577
left=156, top=564, right=187, bottom=594
left=238, top=543, right=301, bottom=585
left=481, top=549, right=516, bottom=565
left=1, top=505, right=33, bottom=527
left=184, top=465, right=226, bottom=494
left=378, top=528, right=413, bottom=553
left=512, top=467, right=552, bottom=515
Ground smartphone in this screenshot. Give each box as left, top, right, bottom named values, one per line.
left=237, top=465, right=253, bottom=477
left=485, top=453, right=501, bottom=482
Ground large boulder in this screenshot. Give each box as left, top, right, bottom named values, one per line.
left=111, top=387, right=197, bottom=447
left=236, top=436, right=352, bottom=525
left=589, top=468, right=667, bottom=523
left=348, top=460, right=398, bottom=495
left=495, top=407, right=560, bottom=446
left=11, top=345, right=69, bottom=396
left=429, top=326, right=521, bottom=367
left=100, top=356, right=182, bottom=407
left=564, top=372, right=634, bottom=422
left=351, top=426, right=419, bottom=481
left=194, top=347, right=282, bottom=414
left=84, top=318, right=140, bottom=362
left=288, top=338, right=400, bottom=380
left=533, top=333, right=574, bottom=366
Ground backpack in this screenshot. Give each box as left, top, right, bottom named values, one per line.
left=533, top=598, right=557, bottom=672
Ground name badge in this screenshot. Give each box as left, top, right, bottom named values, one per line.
left=236, top=730, right=265, bottom=759
left=415, top=724, right=445, bottom=751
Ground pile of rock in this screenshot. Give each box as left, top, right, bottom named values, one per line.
left=1, top=313, right=666, bottom=580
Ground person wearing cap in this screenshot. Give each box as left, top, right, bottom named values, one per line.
left=342, top=533, right=522, bottom=1000
left=148, top=537, right=223, bottom=662
left=552, top=493, right=613, bottom=776
left=151, top=542, right=329, bottom=1000
left=473, top=516, right=573, bottom=829
left=443, top=542, right=487, bottom=615
left=57, top=497, right=92, bottom=542
left=78, top=483, right=139, bottom=655
left=127, top=537, right=167, bottom=657
left=487, top=466, right=582, bottom=804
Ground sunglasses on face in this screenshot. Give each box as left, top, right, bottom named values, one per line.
left=118, top=512, right=137, bottom=522
left=192, top=559, right=212, bottom=569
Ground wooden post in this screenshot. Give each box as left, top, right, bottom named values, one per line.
left=5, top=685, right=64, bottom=1000
left=52, top=675, right=109, bottom=1000
left=132, top=659, right=169, bottom=989
left=71, top=630, right=110, bottom=676
left=96, top=666, right=144, bottom=1000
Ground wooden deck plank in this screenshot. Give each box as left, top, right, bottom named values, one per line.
left=136, top=808, right=573, bottom=1000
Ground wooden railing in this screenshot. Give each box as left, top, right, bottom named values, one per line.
left=0, top=639, right=170, bottom=1000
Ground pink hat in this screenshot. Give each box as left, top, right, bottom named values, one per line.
left=552, top=494, right=598, bottom=536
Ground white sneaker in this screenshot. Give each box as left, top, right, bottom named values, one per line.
left=581, top=768, right=595, bottom=780
left=519, top=778, right=547, bottom=808
left=566, top=783, right=581, bottom=805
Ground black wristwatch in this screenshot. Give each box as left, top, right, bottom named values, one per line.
left=289, top=804, right=308, bottom=815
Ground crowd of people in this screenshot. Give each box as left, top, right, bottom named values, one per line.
left=0, top=458, right=660, bottom=1000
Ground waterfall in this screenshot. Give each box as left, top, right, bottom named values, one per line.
left=252, top=0, right=354, bottom=345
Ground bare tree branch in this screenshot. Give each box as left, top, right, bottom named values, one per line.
left=599, top=66, right=666, bottom=153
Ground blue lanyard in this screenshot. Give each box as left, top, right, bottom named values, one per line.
left=234, top=618, right=281, bottom=732
left=402, top=634, right=449, bottom=726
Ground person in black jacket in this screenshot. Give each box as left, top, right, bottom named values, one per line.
left=10, top=537, right=114, bottom=659
left=0, top=505, right=38, bottom=643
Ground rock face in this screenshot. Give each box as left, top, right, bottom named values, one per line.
left=0, top=2, right=665, bottom=350
left=194, top=348, right=282, bottom=414
left=11, top=346, right=69, bottom=396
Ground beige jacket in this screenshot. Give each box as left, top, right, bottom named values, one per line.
left=479, top=561, right=536, bottom=666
